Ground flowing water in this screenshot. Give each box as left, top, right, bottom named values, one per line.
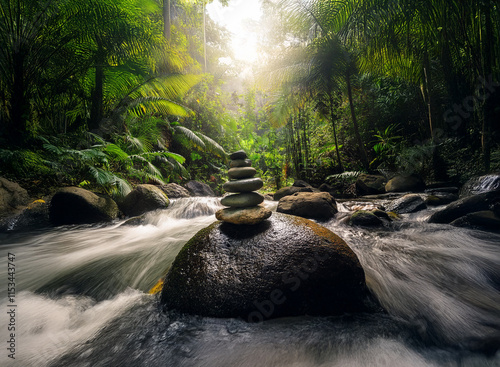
left=0, top=197, right=499, bottom=366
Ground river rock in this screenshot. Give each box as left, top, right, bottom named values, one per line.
left=221, top=192, right=264, bottom=207
left=460, top=174, right=500, bottom=197
left=274, top=186, right=316, bottom=201
left=349, top=210, right=384, bottom=227
left=223, top=177, right=263, bottom=193
left=428, top=190, right=500, bottom=224
left=160, top=212, right=377, bottom=320
left=228, top=167, right=257, bottom=179
left=184, top=180, right=215, bottom=197
left=450, top=211, right=500, bottom=231
left=356, top=174, right=387, bottom=195
left=277, top=192, right=337, bottom=220
left=0, top=199, right=50, bottom=232
left=0, top=177, right=30, bottom=214
left=385, top=174, right=425, bottom=193
left=293, top=180, right=313, bottom=188
left=230, top=159, right=252, bottom=168
left=119, top=184, right=170, bottom=217
left=424, top=193, right=459, bottom=206
left=215, top=205, right=272, bottom=225
left=160, top=183, right=191, bottom=198
left=229, top=150, right=247, bottom=160
left=319, top=183, right=337, bottom=197
left=386, top=194, right=427, bottom=214
left=49, top=187, right=118, bottom=225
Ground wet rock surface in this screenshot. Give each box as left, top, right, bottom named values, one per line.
left=386, top=194, right=427, bottom=214
left=428, top=190, right=500, bottom=224
left=50, top=187, right=118, bottom=225
left=184, top=180, right=215, bottom=197
left=277, top=192, right=338, bottom=220
left=160, top=212, right=377, bottom=320
left=385, top=174, right=425, bottom=193
left=119, top=184, right=170, bottom=217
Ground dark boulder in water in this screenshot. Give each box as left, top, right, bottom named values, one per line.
left=160, top=212, right=377, bottom=321
left=49, top=187, right=118, bottom=225
left=428, top=190, right=500, bottom=224
left=119, top=184, right=169, bottom=217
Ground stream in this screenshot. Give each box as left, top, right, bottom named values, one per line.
left=0, top=197, right=499, bottom=366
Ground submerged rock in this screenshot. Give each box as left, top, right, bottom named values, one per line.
left=119, top=184, right=170, bottom=217
left=277, top=192, right=337, bottom=220
left=160, top=212, right=377, bottom=321
left=50, top=187, right=118, bottom=225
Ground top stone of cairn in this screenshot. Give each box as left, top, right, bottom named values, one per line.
left=229, top=150, right=247, bottom=160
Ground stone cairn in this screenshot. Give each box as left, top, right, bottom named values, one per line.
left=215, top=150, right=272, bottom=225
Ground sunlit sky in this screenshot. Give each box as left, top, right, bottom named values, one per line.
left=206, top=0, right=262, bottom=63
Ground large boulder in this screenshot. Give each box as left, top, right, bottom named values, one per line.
left=160, top=212, right=376, bottom=321
left=385, top=194, right=427, bottom=214
left=273, top=186, right=316, bottom=201
left=119, top=184, right=170, bottom=217
left=160, top=183, right=190, bottom=198
left=450, top=211, right=500, bottom=232
left=356, top=174, right=387, bottom=195
left=184, top=180, right=215, bottom=197
left=277, top=192, right=337, bottom=220
left=0, top=177, right=30, bottom=214
left=49, top=187, right=118, bottom=225
left=385, top=174, right=425, bottom=193
left=428, top=190, right=500, bottom=224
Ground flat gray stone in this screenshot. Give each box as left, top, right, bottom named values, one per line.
left=230, top=159, right=252, bottom=168
left=228, top=167, right=257, bottom=179
left=223, top=178, right=263, bottom=193
left=215, top=205, right=272, bottom=225
left=229, top=150, right=247, bottom=160
left=221, top=192, right=264, bottom=207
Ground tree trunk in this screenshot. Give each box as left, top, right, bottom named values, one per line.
left=163, top=0, right=171, bottom=41
left=90, top=46, right=105, bottom=130
left=346, top=71, right=369, bottom=170
left=481, top=1, right=493, bottom=172
left=329, top=92, right=343, bottom=171
left=9, top=51, right=27, bottom=146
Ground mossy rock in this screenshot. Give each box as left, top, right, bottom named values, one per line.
left=161, top=212, right=378, bottom=321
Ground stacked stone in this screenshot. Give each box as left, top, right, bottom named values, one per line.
left=215, top=150, right=272, bottom=225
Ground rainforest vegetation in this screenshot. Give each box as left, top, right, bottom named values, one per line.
left=1, top=0, right=499, bottom=198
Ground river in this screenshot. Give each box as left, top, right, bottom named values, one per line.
left=1, top=197, right=499, bottom=366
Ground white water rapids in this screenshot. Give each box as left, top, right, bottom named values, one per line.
left=0, top=197, right=499, bottom=366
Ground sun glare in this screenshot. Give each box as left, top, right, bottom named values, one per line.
left=207, top=0, right=262, bottom=63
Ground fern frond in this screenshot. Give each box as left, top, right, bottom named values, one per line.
left=174, top=125, right=206, bottom=150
